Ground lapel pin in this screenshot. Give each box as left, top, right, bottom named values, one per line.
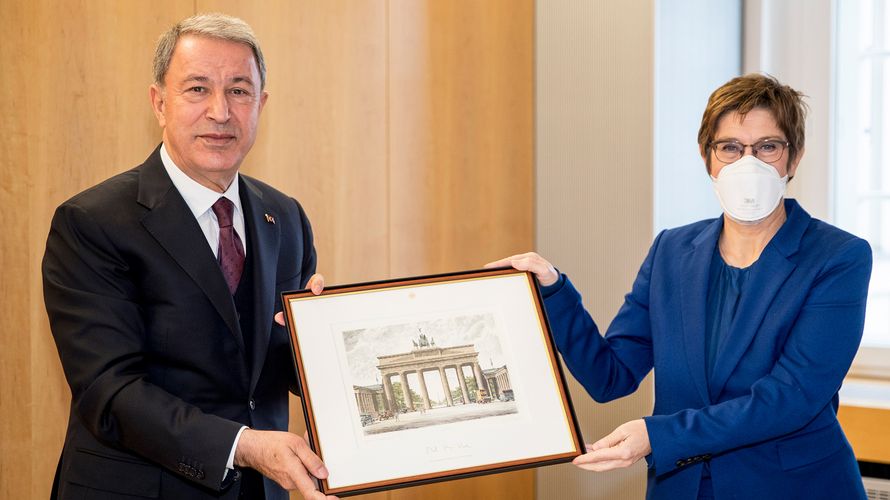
left=264, top=213, right=276, bottom=224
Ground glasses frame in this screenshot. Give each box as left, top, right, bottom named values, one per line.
left=709, top=139, right=791, bottom=164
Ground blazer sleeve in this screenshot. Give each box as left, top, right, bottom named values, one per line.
left=295, top=197, right=317, bottom=289
left=287, top=197, right=317, bottom=397
left=43, top=201, right=242, bottom=491
left=543, top=230, right=665, bottom=402
left=644, top=237, right=872, bottom=476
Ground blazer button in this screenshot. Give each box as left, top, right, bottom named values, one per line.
left=249, top=399, right=256, bottom=410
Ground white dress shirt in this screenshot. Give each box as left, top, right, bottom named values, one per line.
left=160, top=144, right=247, bottom=258
left=159, top=144, right=248, bottom=480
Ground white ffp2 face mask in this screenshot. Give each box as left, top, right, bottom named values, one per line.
left=710, top=155, right=788, bottom=223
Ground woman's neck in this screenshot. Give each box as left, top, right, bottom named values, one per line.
left=719, top=202, right=788, bottom=268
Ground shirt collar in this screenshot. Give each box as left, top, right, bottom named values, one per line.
left=160, top=143, right=242, bottom=218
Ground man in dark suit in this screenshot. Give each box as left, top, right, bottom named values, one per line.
left=43, top=13, right=335, bottom=499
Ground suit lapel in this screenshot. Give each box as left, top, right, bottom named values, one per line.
left=709, top=200, right=808, bottom=399
left=240, top=177, right=280, bottom=393
left=136, top=148, right=245, bottom=354
left=680, top=218, right=722, bottom=406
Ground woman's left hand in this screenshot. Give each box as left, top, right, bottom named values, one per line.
left=573, top=419, right=651, bottom=472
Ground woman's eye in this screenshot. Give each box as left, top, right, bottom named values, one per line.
left=720, top=143, right=742, bottom=153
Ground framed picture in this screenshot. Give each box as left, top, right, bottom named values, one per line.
left=282, top=268, right=583, bottom=497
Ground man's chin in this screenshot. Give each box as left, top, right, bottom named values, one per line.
left=190, top=155, right=241, bottom=175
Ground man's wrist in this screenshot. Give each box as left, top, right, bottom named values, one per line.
left=223, top=426, right=249, bottom=482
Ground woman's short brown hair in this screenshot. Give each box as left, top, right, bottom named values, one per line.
left=698, top=73, right=807, bottom=167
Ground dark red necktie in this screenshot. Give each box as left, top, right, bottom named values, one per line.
left=212, top=197, right=245, bottom=294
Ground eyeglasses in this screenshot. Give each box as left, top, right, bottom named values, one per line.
left=709, top=139, right=790, bottom=164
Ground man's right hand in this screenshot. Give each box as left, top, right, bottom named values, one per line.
left=234, top=428, right=337, bottom=499
left=484, top=252, right=559, bottom=287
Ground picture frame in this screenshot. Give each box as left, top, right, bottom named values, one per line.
left=281, top=267, right=584, bottom=497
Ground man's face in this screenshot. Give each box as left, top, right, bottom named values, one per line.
left=150, top=35, right=268, bottom=192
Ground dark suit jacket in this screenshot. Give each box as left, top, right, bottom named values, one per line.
left=43, top=146, right=316, bottom=499
left=543, top=199, right=871, bottom=500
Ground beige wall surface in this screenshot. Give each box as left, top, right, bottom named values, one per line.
left=0, top=1, right=533, bottom=499
left=536, top=1, right=655, bottom=499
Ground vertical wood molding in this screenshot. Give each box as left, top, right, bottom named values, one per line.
left=1, top=2, right=33, bottom=497
left=389, top=0, right=535, bottom=278
left=536, top=1, right=655, bottom=499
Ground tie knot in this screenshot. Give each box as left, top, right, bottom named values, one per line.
left=212, top=197, right=235, bottom=228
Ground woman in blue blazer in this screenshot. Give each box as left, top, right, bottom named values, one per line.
left=489, top=74, right=872, bottom=499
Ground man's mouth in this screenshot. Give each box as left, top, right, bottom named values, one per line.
left=198, top=133, right=236, bottom=145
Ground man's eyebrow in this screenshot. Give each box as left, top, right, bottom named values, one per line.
left=181, top=75, right=210, bottom=84
left=230, top=75, right=255, bottom=86
left=177, top=74, right=257, bottom=87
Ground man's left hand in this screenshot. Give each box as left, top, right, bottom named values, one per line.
left=274, top=273, right=324, bottom=326
left=572, top=419, right=651, bottom=472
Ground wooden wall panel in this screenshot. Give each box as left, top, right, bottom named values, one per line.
left=839, top=405, right=890, bottom=464
left=389, top=0, right=535, bottom=277
left=2, top=1, right=533, bottom=499
left=1, top=2, right=191, bottom=498
left=386, top=1, right=535, bottom=497
left=199, top=0, right=391, bottom=285
left=0, top=1, right=33, bottom=496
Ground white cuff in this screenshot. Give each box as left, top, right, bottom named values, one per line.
left=223, top=426, right=249, bottom=482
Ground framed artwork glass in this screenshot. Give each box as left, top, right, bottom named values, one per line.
left=282, top=268, right=583, bottom=496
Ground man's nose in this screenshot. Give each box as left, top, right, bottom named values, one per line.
left=206, top=91, right=230, bottom=122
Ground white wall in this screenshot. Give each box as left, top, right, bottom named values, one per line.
left=654, top=0, right=741, bottom=231
left=743, top=0, right=833, bottom=220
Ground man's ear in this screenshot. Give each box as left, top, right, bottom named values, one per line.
left=259, top=90, right=269, bottom=113
left=149, top=84, right=166, bottom=127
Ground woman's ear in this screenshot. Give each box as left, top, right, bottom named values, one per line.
left=787, top=147, right=804, bottom=180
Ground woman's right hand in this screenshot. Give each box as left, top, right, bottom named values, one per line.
left=484, top=252, right=559, bottom=287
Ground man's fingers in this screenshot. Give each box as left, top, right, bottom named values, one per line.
left=288, top=458, right=326, bottom=500
left=274, top=311, right=286, bottom=326
left=292, top=437, right=328, bottom=479
left=307, top=273, right=325, bottom=295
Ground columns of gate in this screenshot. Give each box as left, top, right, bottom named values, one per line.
left=473, top=363, right=488, bottom=398
left=416, top=370, right=432, bottom=410
left=399, top=371, right=415, bottom=411
left=382, top=373, right=395, bottom=411
left=438, top=366, right=453, bottom=406
left=457, top=365, right=471, bottom=404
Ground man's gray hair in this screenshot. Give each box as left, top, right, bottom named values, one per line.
left=153, top=13, right=266, bottom=90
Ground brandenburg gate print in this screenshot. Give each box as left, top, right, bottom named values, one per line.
left=354, top=331, right=513, bottom=416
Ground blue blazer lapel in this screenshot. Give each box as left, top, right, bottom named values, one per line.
left=136, top=150, right=246, bottom=356
left=240, top=177, right=280, bottom=394
left=680, top=218, right=723, bottom=406
left=709, top=199, right=810, bottom=399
